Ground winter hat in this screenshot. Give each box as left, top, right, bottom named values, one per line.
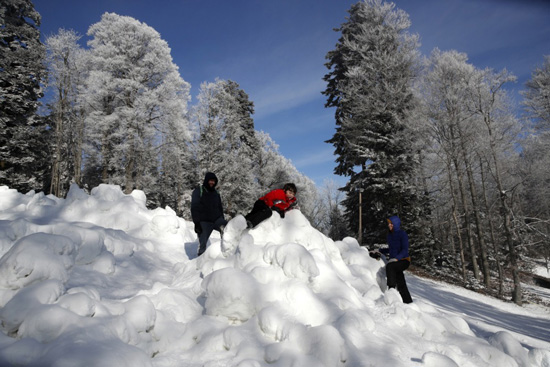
left=203, top=172, right=218, bottom=190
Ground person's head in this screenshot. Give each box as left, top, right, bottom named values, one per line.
left=387, top=216, right=401, bottom=232
left=203, top=172, right=218, bottom=190
left=283, top=183, right=297, bottom=199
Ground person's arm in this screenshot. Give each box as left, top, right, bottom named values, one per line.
left=262, top=190, right=287, bottom=217
left=394, top=232, right=409, bottom=260
left=217, top=192, right=225, bottom=220
left=191, top=187, right=202, bottom=233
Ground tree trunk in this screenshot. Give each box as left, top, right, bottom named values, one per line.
left=452, top=155, right=480, bottom=281
left=458, top=128, right=490, bottom=287
left=445, top=160, right=467, bottom=281
left=485, top=115, right=522, bottom=305
left=480, top=157, right=503, bottom=296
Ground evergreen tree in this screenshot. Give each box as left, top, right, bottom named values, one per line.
left=193, top=79, right=258, bottom=216
left=323, top=0, right=421, bottom=245
left=0, top=0, right=47, bottom=192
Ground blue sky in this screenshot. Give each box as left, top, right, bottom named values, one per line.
left=34, top=0, right=550, bottom=188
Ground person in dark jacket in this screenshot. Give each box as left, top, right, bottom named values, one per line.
left=245, top=183, right=297, bottom=228
left=191, top=172, right=227, bottom=256
left=370, top=215, right=413, bottom=303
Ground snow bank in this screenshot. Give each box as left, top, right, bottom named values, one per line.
left=0, top=184, right=548, bottom=367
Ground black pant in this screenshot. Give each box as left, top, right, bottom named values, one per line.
left=386, top=259, right=413, bottom=303
left=245, top=200, right=273, bottom=228
left=198, top=216, right=227, bottom=256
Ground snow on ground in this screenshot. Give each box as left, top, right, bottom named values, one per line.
left=0, top=184, right=549, bottom=367
left=532, top=259, right=550, bottom=279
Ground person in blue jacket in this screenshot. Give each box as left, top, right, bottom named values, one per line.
left=370, top=215, right=413, bottom=303
left=191, top=172, right=227, bottom=257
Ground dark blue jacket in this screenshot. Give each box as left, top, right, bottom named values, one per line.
left=191, top=172, right=224, bottom=223
left=381, top=216, right=410, bottom=261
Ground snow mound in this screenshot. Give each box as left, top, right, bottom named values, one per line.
left=0, top=185, right=547, bottom=367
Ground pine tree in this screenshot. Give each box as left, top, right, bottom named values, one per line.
left=323, top=0, right=421, bottom=245
left=0, top=0, right=47, bottom=192
left=193, top=79, right=258, bottom=216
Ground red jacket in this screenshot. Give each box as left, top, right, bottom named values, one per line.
left=260, top=189, right=296, bottom=212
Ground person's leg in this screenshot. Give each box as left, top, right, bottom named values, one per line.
left=213, top=216, right=228, bottom=233
left=245, top=200, right=272, bottom=228
left=385, top=261, right=398, bottom=289
left=387, top=260, right=412, bottom=303
left=198, top=221, right=214, bottom=256
left=394, top=260, right=412, bottom=303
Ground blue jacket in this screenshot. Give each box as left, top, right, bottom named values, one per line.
left=381, top=216, right=410, bottom=261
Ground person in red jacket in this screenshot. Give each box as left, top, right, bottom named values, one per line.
left=245, top=183, right=297, bottom=228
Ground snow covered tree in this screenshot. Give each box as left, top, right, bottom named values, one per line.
left=81, top=13, right=191, bottom=198
left=45, top=29, right=87, bottom=197
left=417, top=48, right=526, bottom=303
left=468, top=66, right=522, bottom=300
left=0, top=0, right=47, bottom=192
left=522, top=55, right=550, bottom=132
left=252, top=131, right=321, bottom=227
left=518, top=56, right=550, bottom=294
left=255, top=131, right=295, bottom=191
left=323, top=0, right=422, bottom=245
left=320, top=180, right=350, bottom=240
left=155, top=73, right=192, bottom=214
left=192, top=79, right=258, bottom=216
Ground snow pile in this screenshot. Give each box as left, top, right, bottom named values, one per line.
left=0, top=184, right=548, bottom=367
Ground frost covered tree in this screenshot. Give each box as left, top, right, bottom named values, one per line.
left=0, top=0, right=47, bottom=192
left=320, top=180, right=350, bottom=240
left=192, top=79, right=258, bottom=216
left=418, top=49, right=526, bottom=303
left=323, top=0, right=422, bottom=245
left=255, top=131, right=294, bottom=190
left=522, top=55, right=550, bottom=132
left=468, top=66, right=522, bottom=301
left=45, top=29, right=87, bottom=197
left=252, top=131, right=322, bottom=228
left=81, top=13, right=190, bottom=198
left=155, top=76, right=192, bottom=214
left=518, top=56, right=550, bottom=286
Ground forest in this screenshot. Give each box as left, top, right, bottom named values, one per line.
left=1, top=0, right=549, bottom=306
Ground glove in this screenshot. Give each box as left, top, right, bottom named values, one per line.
left=271, top=206, right=285, bottom=218
left=369, top=251, right=381, bottom=260
left=194, top=221, right=202, bottom=235
left=388, top=258, right=398, bottom=263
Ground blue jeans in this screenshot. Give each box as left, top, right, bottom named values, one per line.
left=198, top=216, right=227, bottom=256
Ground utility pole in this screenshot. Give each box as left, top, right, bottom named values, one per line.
left=358, top=185, right=363, bottom=245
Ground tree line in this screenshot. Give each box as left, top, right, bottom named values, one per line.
left=0, top=3, right=323, bottom=228
left=323, top=0, right=550, bottom=305
left=2, top=0, right=549, bottom=305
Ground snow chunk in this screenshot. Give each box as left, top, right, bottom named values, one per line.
left=263, top=242, right=319, bottom=281
left=150, top=214, right=180, bottom=235
left=202, top=267, right=261, bottom=322
left=528, top=348, right=550, bottom=367
left=488, top=331, right=529, bottom=366
left=18, top=304, right=84, bottom=343
left=421, top=351, right=459, bottom=367
left=0, top=233, right=76, bottom=289
left=123, top=295, right=156, bottom=333
left=0, top=279, right=64, bottom=333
